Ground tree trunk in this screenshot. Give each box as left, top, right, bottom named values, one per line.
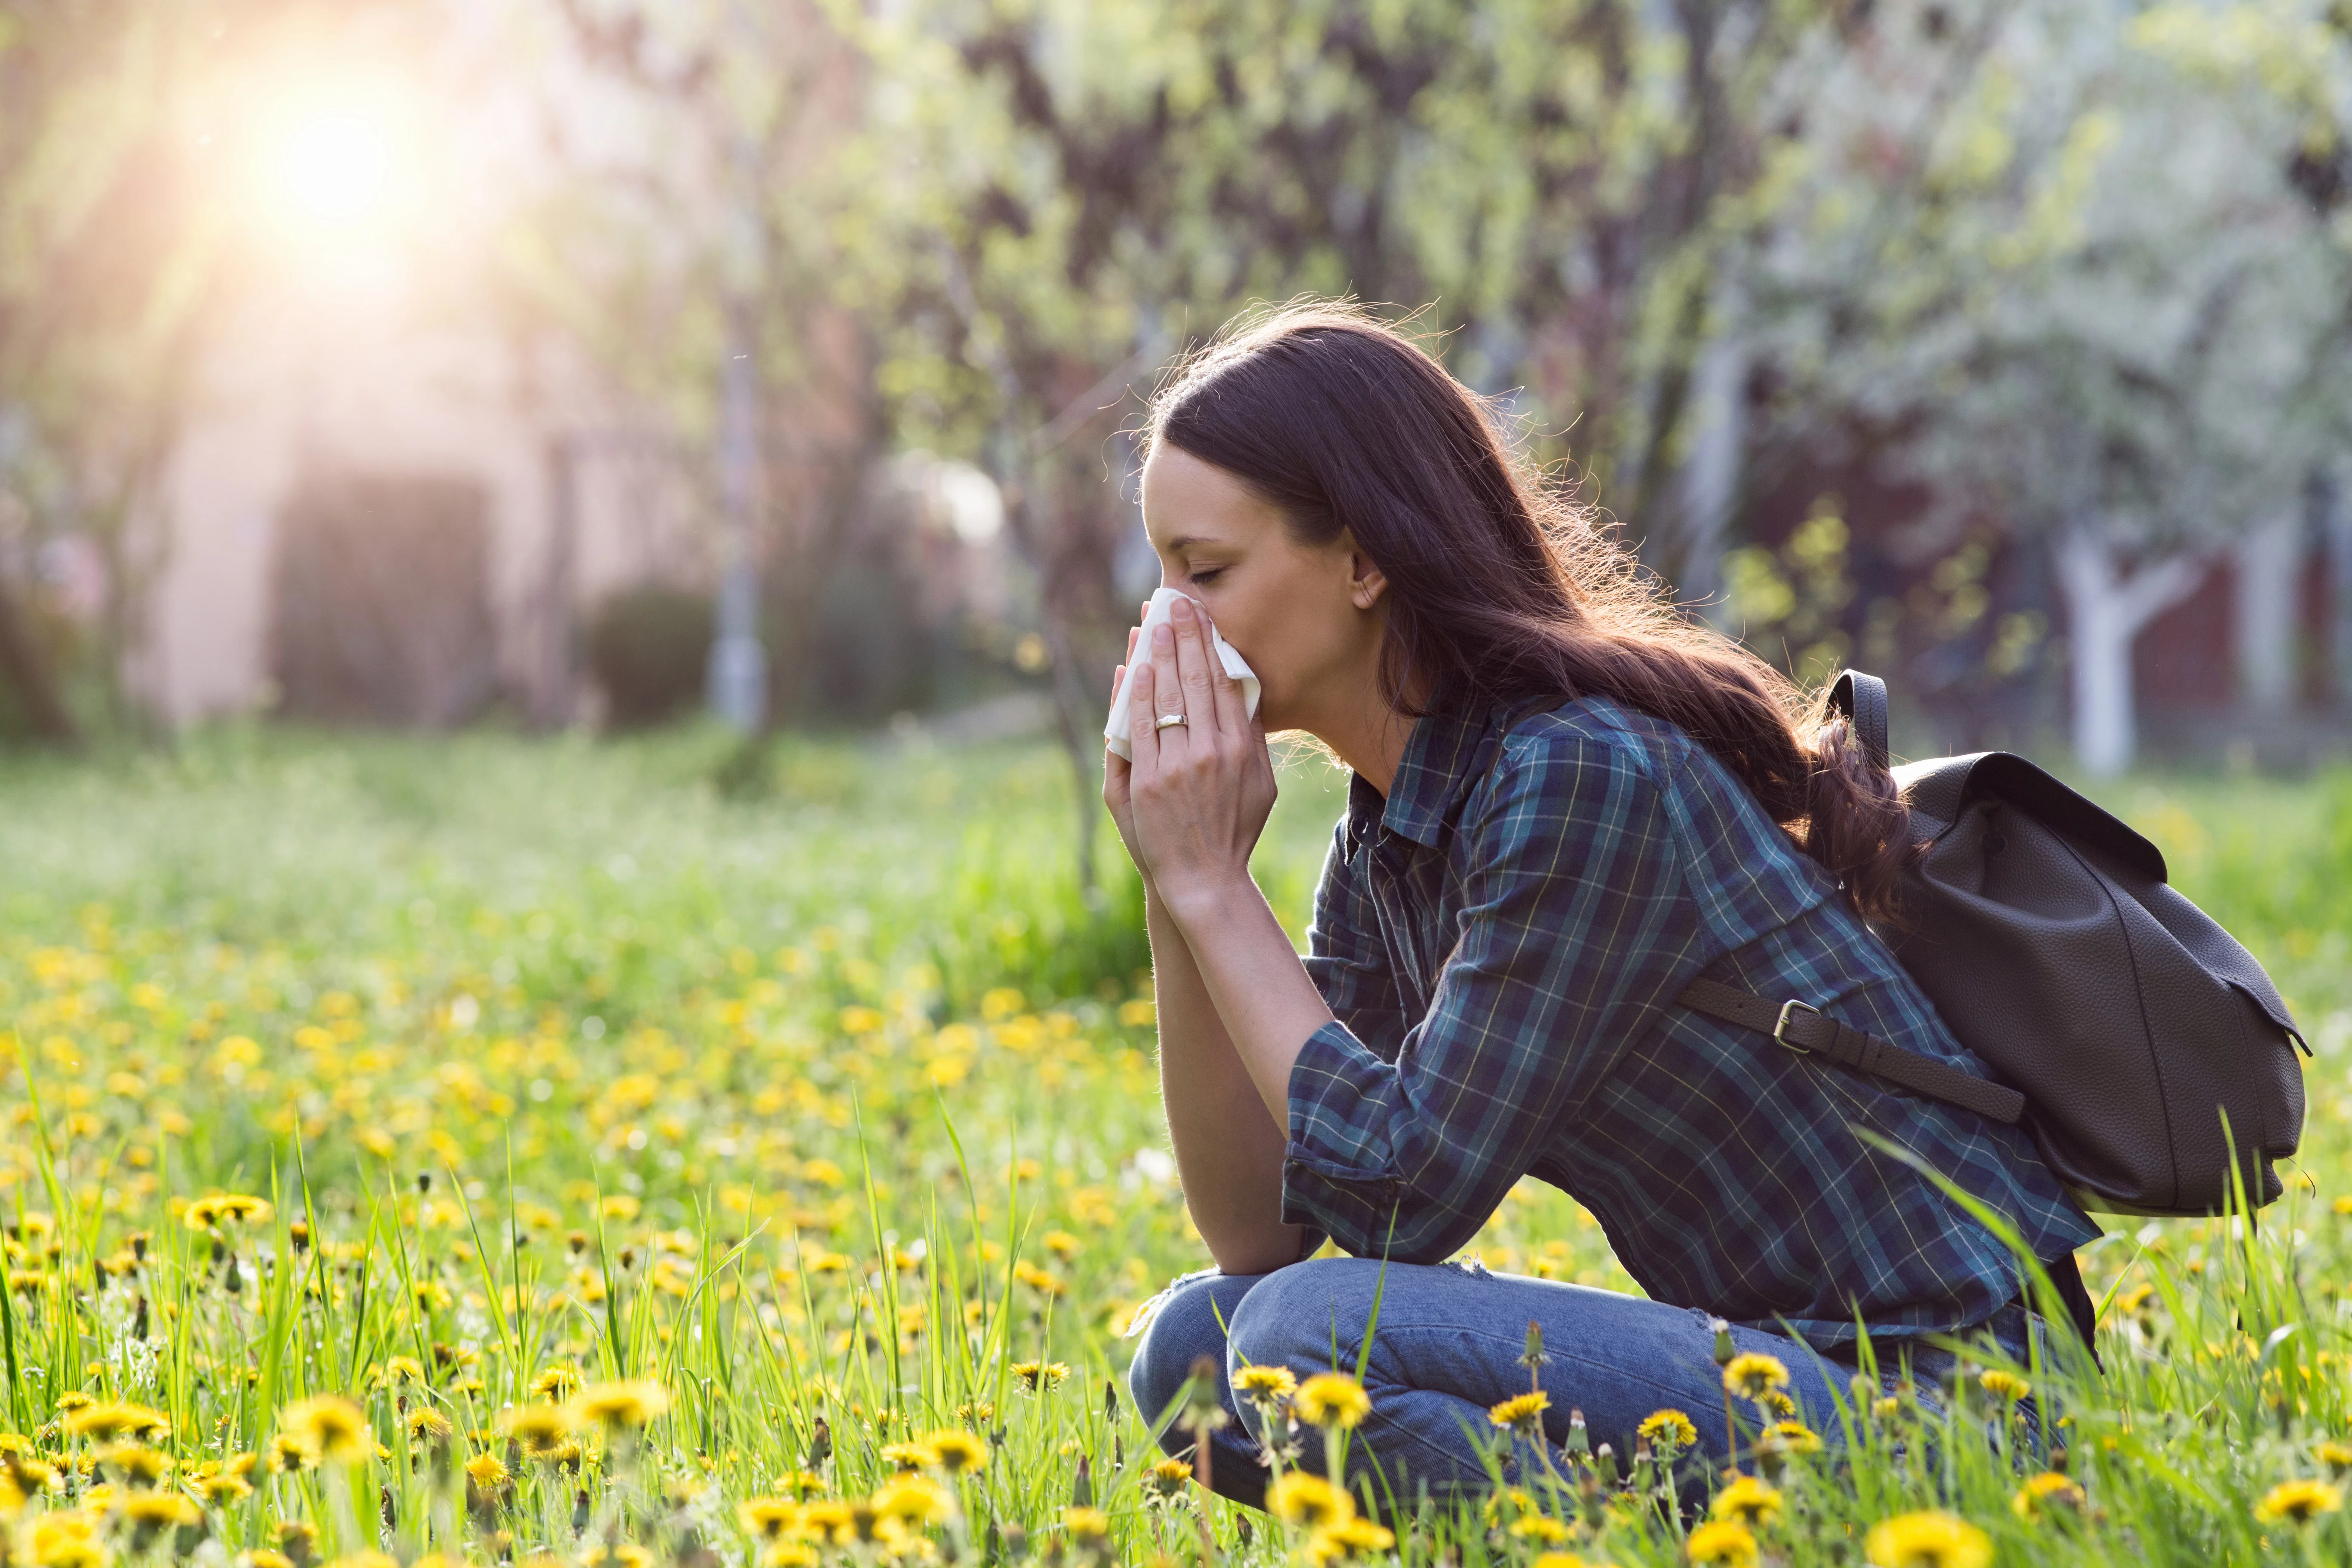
left=1674, top=309, right=1746, bottom=627
left=2056, top=526, right=2206, bottom=778
left=0, top=571, right=77, bottom=744
left=2231, top=509, right=2302, bottom=714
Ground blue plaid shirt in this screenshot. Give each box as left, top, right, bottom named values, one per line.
left=1283, top=689, right=2101, bottom=1351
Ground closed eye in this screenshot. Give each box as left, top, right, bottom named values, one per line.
left=1188, top=567, right=1226, bottom=586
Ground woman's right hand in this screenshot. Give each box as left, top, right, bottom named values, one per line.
left=1103, top=616, right=1147, bottom=876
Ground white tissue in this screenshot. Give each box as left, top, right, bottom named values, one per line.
left=1103, top=587, right=1262, bottom=760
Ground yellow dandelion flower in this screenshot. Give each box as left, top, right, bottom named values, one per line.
left=1267, top=1471, right=1355, bottom=1530
left=248, top=1553, right=296, bottom=1568
left=1978, top=1369, right=2030, bottom=1403
left=1305, top=1516, right=1394, bottom=1563
left=920, top=1430, right=987, bottom=1475
left=802, top=1501, right=857, bottom=1546
left=1062, top=1506, right=1110, bottom=1540
left=2012, top=1470, right=2086, bottom=1522
left=1235, top=1364, right=1298, bottom=1407
left=1488, top=1390, right=1550, bottom=1436
left=1010, top=1362, right=1070, bottom=1394
left=63, top=1401, right=169, bottom=1443
left=1145, top=1456, right=1193, bottom=1502
left=763, top=1546, right=819, bottom=1568
left=118, top=1491, right=200, bottom=1531
left=1528, top=1555, right=1595, bottom=1568
left=279, top=1396, right=370, bottom=1465
left=879, top=1441, right=939, bottom=1473
left=29, top=1511, right=106, bottom=1568
left=531, top=1364, right=583, bottom=1402
left=1638, top=1409, right=1698, bottom=1451
left=1294, top=1372, right=1372, bottom=1430
left=498, top=1403, right=576, bottom=1456
left=406, top=1409, right=453, bottom=1445
left=1756, top=1419, right=1821, bottom=1458
left=1722, top=1353, right=1788, bottom=1402
left=2254, top=1478, right=2343, bottom=1526
left=740, top=1498, right=802, bottom=1541
left=569, top=1379, right=669, bottom=1430
left=464, top=1452, right=510, bottom=1490
left=269, top=1430, right=325, bottom=1474
left=193, top=1468, right=254, bottom=1504
left=1711, top=1476, right=1782, bottom=1527
left=873, top=1475, right=953, bottom=1527
left=1685, top=1519, right=1758, bottom=1568
left=2319, top=1440, right=2352, bottom=1476
left=1863, top=1510, right=1992, bottom=1568
left=1508, top=1516, right=1574, bottom=1545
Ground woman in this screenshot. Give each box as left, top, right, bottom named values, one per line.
left=1105, top=303, right=2098, bottom=1511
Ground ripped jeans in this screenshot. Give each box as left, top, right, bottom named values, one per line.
left=1124, top=1258, right=2049, bottom=1512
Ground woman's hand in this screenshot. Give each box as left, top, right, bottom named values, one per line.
left=1116, top=594, right=1277, bottom=916
left=1103, top=617, right=1147, bottom=874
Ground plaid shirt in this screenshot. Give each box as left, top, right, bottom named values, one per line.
left=1284, top=688, right=2101, bottom=1351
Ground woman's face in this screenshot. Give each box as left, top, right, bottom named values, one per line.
left=1138, top=442, right=1388, bottom=735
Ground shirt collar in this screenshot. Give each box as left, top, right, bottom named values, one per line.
left=1346, top=679, right=1508, bottom=852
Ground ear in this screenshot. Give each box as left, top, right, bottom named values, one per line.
left=1339, top=531, right=1388, bottom=611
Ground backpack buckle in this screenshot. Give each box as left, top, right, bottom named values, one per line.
left=1773, top=999, right=1822, bottom=1054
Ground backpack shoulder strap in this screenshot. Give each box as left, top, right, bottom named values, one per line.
left=1829, top=670, right=1891, bottom=772
left=1676, top=975, right=2025, bottom=1125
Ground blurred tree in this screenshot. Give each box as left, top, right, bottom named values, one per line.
left=1744, top=0, right=2352, bottom=773
left=832, top=0, right=1848, bottom=887
left=530, top=0, right=879, bottom=730
left=0, top=2, right=246, bottom=738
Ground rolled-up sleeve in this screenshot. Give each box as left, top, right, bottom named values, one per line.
left=1281, top=735, right=1693, bottom=1262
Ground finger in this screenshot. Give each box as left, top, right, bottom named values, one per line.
left=1195, top=604, right=1250, bottom=735
left=1148, top=611, right=1185, bottom=750
left=1110, top=660, right=1124, bottom=704
left=1170, top=597, right=1219, bottom=739
left=1128, top=655, right=1161, bottom=772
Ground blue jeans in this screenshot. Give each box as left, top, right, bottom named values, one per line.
left=1124, top=1258, right=2045, bottom=1511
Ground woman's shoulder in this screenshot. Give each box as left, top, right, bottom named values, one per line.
left=1476, top=692, right=1837, bottom=924
left=1485, top=693, right=1690, bottom=793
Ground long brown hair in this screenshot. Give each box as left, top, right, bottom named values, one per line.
left=1148, top=301, right=1913, bottom=925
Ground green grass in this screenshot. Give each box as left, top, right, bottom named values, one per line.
left=0, top=726, right=2349, bottom=1568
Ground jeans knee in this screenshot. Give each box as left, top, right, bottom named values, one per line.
left=1127, top=1271, right=1241, bottom=1429
left=1226, top=1258, right=1380, bottom=1376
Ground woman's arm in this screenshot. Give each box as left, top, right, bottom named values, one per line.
left=1106, top=619, right=1305, bottom=1273
left=1142, top=883, right=1307, bottom=1273
left=1120, top=597, right=1339, bottom=1128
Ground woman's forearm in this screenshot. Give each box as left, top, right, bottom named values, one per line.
left=1145, top=882, right=1306, bottom=1274
left=1158, top=874, right=1337, bottom=1127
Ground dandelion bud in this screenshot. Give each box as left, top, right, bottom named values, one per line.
left=1594, top=1442, right=1617, bottom=1486
left=288, top=1220, right=310, bottom=1253
left=806, top=1416, right=831, bottom=1470
left=1709, top=1317, right=1735, bottom=1368
left=1562, top=1407, right=1589, bottom=1459
left=1070, top=1452, right=1093, bottom=1509
left=1519, top=1319, right=1548, bottom=1372
left=1103, top=1378, right=1119, bottom=1424
left=417, top=1172, right=432, bottom=1194
left=1180, top=1353, right=1229, bottom=1433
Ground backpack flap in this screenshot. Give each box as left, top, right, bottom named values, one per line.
left=1887, top=750, right=2307, bottom=1216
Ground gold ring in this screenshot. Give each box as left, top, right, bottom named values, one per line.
left=1154, top=713, right=1188, bottom=730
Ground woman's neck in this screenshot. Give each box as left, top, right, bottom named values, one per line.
left=1308, top=669, right=1423, bottom=798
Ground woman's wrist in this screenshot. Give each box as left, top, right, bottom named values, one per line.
left=1153, top=868, right=1265, bottom=934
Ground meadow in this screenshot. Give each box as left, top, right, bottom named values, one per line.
left=4, top=723, right=2352, bottom=1568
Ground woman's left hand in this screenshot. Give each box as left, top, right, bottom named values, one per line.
left=1123, top=594, right=1277, bottom=916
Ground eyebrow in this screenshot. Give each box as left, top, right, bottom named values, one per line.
left=1153, top=535, right=1222, bottom=554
